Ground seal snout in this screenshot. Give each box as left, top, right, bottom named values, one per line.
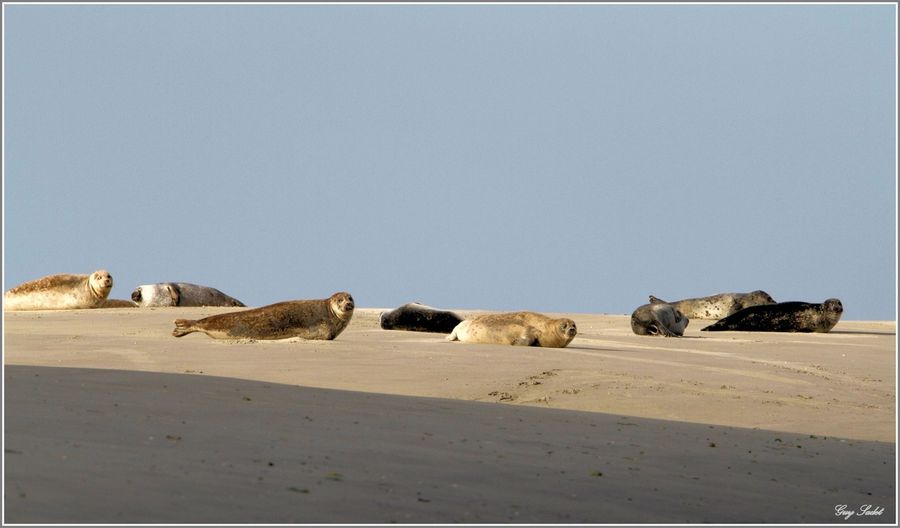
left=95, top=271, right=113, bottom=289
left=333, top=292, right=354, bottom=313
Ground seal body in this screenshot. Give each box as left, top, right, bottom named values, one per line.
left=446, top=311, right=577, bottom=348
left=98, top=299, right=138, bottom=308
left=3, top=270, right=113, bottom=311
left=701, top=298, right=843, bottom=333
left=379, top=303, right=463, bottom=333
left=631, top=303, right=689, bottom=337
left=172, top=292, right=354, bottom=340
left=132, top=283, right=245, bottom=307
left=649, top=290, right=775, bottom=320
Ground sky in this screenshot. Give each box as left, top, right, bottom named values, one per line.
left=3, top=3, right=897, bottom=321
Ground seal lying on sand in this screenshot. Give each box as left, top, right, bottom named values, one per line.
left=447, top=312, right=577, bottom=348
left=4, top=270, right=113, bottom=311
left=132, top=283, right=245, bottom=307
left=379, top=302, right=463, bottom=333
left=172, top=292, right=354, bottom=340
left=649, top=290, right=775, bottom=320
left=98, top=299, right=138, bottom=308
left=701, top=298, right=843, bottom=333
left=631, top=302, right=689, bottom=337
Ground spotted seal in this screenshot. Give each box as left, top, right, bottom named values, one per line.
left=4, top=270, right=113, bottom=311
left=649, top=290, right=775, bottom=320
left=701, top=298, right=843, bottom=333
left=172, top=292, right=354, bottom=340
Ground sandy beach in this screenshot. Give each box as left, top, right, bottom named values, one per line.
left=3, top=307, right=896, bottom=523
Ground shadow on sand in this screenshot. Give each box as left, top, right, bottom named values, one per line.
left=5, top=365, right=895, bottom=524
left=828, top=330, right=896, bottom=336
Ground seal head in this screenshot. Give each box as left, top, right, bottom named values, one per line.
left=329, top=291, right=355, bottom=321
left=631, top=302, right=689, bottom=337
left=88, top=270, right=114, bottom=299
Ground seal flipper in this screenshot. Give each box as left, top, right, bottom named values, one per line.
left=446, top=320, right=471, bottom=342
left=652, top=323, right=679, bottom=337
left=167, top=284, right=182, bottom=306
left=172, top=319, right=197, bottom=337
left=649, top=295, right=667, bottom=305
left=515, top=328, right=539, bottom=346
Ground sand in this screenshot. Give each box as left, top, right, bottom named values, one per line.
left=3, top=307, right=896, bottom=523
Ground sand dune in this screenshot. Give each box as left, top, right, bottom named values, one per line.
left=3, top=307, right=896, bottom=523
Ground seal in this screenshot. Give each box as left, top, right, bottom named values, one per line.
left=649, top=290, right=775, bottom=320
left=132, top=283, right=245, bottom=307
left=701, top=298, right=843, bottom=333
left=98, top=299, right=138, bottom=308
left=172, top=291, right=354, bottom=340
left=446, top=311, right=577, bottom=348
left=3, top=270, right=113, bottom=311
left=379, top=302, right=463, bottom=333
left=631, top=302, right=689, bottom=337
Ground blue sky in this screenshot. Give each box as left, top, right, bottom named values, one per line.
left=3, top=4, right=896, bottom=320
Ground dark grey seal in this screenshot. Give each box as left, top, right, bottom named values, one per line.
left=379, top=302, right=463, bottom=334
left=649, top=290, right=775, bottom=320
left=131, top=282, right=245, bottom=307
left=701, top=298, right=843, bottom=333
left=631, top=303, right=689, bottom=337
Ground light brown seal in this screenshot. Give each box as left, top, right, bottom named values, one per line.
left=172, top=292, right=354, bottom=340
left=631, top=302, right=689, bottom=337
left=3, top=270, right=113, bottom=311
left=701, top=298, right=843, bottom=333
left=649, top=290, right=775, bottom=320
left=446, top=311, right=577, bottom=348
